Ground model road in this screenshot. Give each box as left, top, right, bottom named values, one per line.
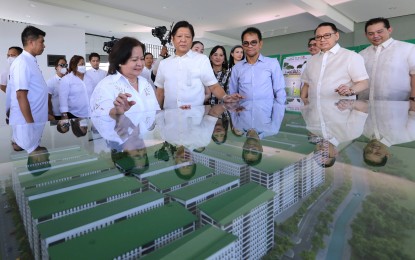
left=284, top=166, right=344, bottom=260
left=325, top=166, right=369, bottom=260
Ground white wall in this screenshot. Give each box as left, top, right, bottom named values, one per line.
left=0, top=20, right=85, bottom=125
left=0, top=20, right=86, bottom=78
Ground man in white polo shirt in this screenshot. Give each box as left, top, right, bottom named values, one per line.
left=85, top=52, right=107, bottom=97
left=154, top=21, right=242, bottom=109
left=359, top=17, right=415, bottom=101
left=301, top=22, right=369, bottom=102
left=8, top=25, right=48, bottom=125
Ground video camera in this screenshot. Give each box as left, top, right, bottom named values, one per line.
left=103, top=37, right=119, bottom=54
left=151, top=22, right=174, bottom=46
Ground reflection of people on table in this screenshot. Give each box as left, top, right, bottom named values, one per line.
left=70, top=118, right=88, bottom=137
left=230, top=99, right=285, bottom=139
left=211, top=111, right=230, bottom=144
left=155, top=104, right=226, bottom=178
left=12, top=122, right=50, bottom=175
left=301, top=98, right=369, bottom=167
left=229, top=99, right=285, bottom=165
left=155, top=105, right=225, bottom=151
left=242, top=130, right=263, bottom=166
left=363, top=100, right=415, bottom=166
left=56, top=119, right=70, bottom=134
left=153, top=141, right=196, bottom=180
left=91, top=111, right=156, bottom=175
left=90, top=37, right=160, bottom=117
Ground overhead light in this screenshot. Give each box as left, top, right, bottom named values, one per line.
left=26, top=15, right=31, bottom=18
left=30, top=3, right=36, bottom=8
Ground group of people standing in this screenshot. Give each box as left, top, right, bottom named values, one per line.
left=3, top=20, right=286, bottom=129
left=191, top=42, right=244, bottom=104
left=299, top=17, right=415, bottom=168
left=3, top=18, right=414, bottom=128
left=45, top=52, right=107, bottom=120
left=1, top=26, right=109, bottom=125
left=300, top=18, right=415, bottom=103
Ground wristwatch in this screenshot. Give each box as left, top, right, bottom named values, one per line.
left=410, top=97, right=415, bottom=101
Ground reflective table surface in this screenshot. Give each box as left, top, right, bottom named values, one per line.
left=0, top=98, right=414, bottom=260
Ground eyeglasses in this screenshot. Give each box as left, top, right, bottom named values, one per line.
left=58, top=64, right=68, bottom=68
left=242, top=40, right=258, bottom=47
left=308, top=43, right=317, bottom=48
left=315, top=32, right=336, bottom=41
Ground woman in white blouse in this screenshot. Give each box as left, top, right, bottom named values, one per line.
left=90, top=37, right=160, bottom=116
left=59, top=55, right=90, bottom=119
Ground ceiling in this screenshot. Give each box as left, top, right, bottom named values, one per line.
left=1, top=0, right=414, bottom=48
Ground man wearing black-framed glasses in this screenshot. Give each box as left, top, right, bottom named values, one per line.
left=300, top=22, right=369, bottom=103
left=229, top=27, right=286, bottom=103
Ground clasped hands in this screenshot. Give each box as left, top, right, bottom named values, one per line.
left=179, top=93, right=244, bottom=110
left=335, top=84, right=355, bottom=96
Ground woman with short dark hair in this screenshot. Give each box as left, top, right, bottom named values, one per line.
left=90, top=37, right=160, bottom=116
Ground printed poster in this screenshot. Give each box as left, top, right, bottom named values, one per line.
left=282, top=55, right=310, bottom=97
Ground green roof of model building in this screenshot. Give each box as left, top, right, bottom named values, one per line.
left=198, top=183, right=275, bottom=226
left=204, top=143, right=245, bottom=164
left=38, top=191, right=164, bottom=238
left=23, top=169, right=120, bottom=197
left=143, top=225, right=237, bottom=260
left=29, top=177, right=143, bottom=219
left=146, top=163, right=213, bottom=190
left=12, top=146, right=87, bottom=167
left=48, top=202, right=197, bottom=260
left=167, top=174, right=238, bottom=200
left=19, top=158, right=114, bottom=188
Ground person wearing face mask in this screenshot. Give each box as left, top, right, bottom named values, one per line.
left=59, top=55, right=90, bottom=119
left=46, top=58, right=68, bottom=120
left=1, top=46, right=23, bottom=93
left=2, top=46, right=23, bottom=124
